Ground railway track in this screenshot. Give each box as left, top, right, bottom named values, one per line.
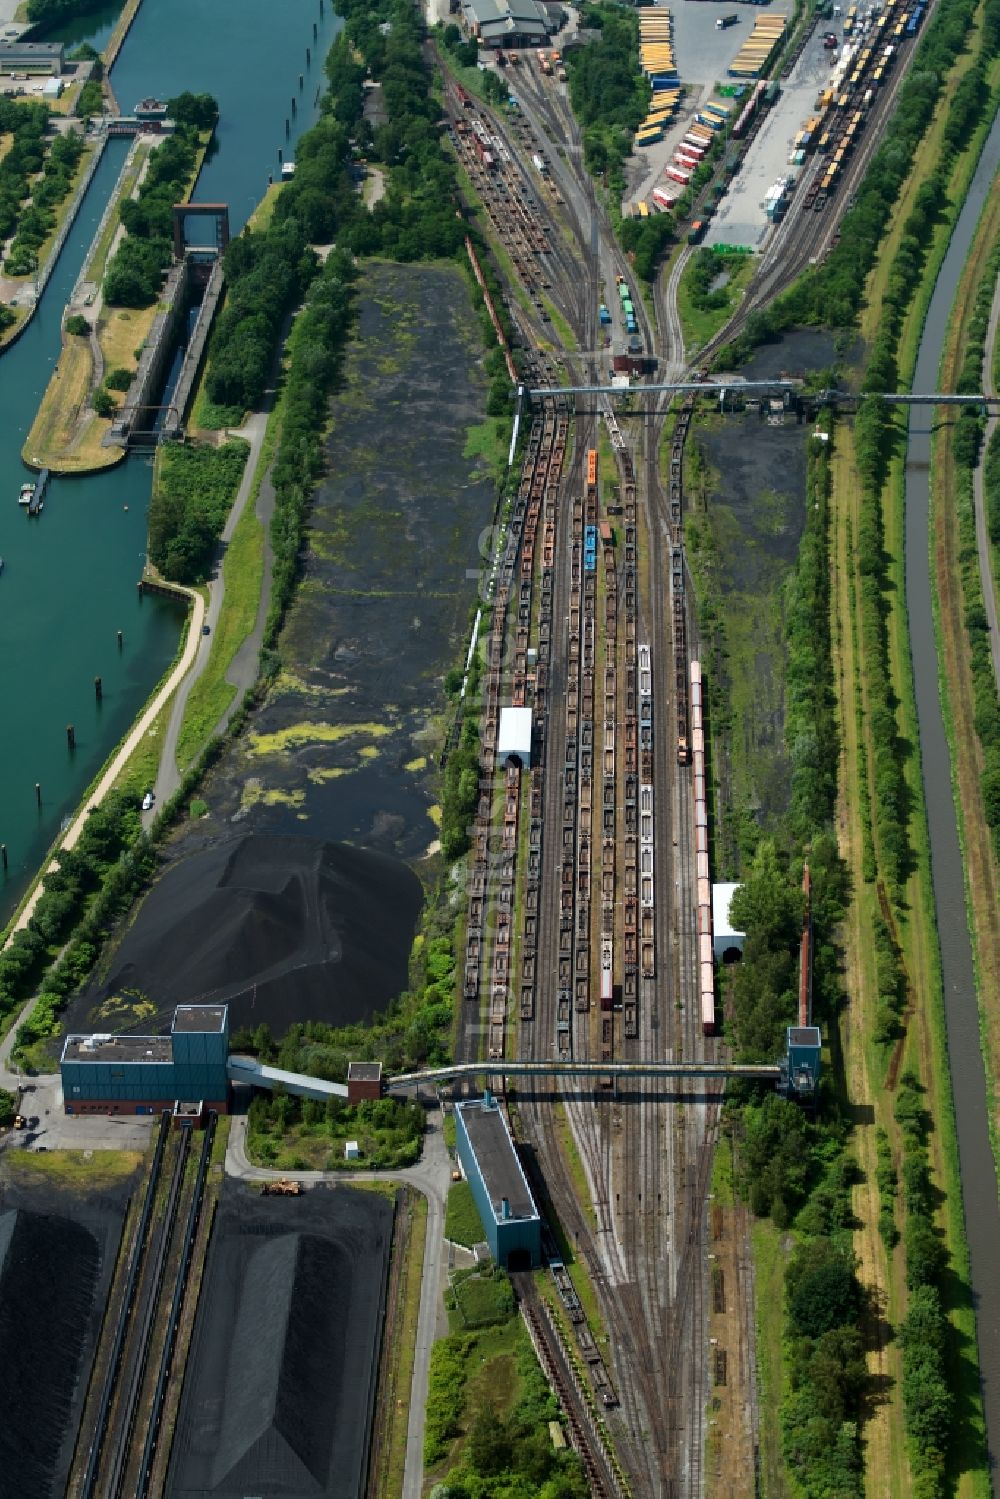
left=74, top=1115, right=216, bottom=1499
left=446, top=52, right=749, bottom=1498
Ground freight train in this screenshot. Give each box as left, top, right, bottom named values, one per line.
left=690, top=659, right=715, bottom=1035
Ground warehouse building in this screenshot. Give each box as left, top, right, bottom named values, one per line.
left=461, top=0, right=558, bottom=48
left=60, top=1003, right=230, bottom=1117
left=455, top=1091, right=542, bottom=1268
left=0, top=41, right=64, bottom=75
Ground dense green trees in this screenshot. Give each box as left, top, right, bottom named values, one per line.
left=104, top=122, right=207, bottom=306
left=0, top=791, right=154, bottom=1041
left=564, top=2, right=648, bottom=198
left=892, top=1072, right=954, bottom=1493
left=25, top=0, right=105, bottom=23
left=166, top=92, right=218, bottom=131
left=76, top=79, right=103, bottom=119
left=0, top=98, right=51, bottom=249
left=148, top=440, right=249, bottom=583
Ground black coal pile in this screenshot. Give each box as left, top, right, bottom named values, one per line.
left=168, top=1182, right=393, bottom=1498
left=0, top=1208, right=100, bottom=1498
left=83, top=833, right=421, bottom=1036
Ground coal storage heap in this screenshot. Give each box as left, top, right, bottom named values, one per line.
left=86, top=832, right=421, bottom=1035
left=0, top=1208, right=100, bottom=1497
left=212, top=1233, right=343, bottom=1492
left=170, top=1184, right=393, bottom=1498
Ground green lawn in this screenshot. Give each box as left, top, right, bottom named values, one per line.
left=175, top=492, right=264, bottom=769
left=3, top=1148, right=144, bottom=1190
left=446, top=1179, right=485, bottom=1247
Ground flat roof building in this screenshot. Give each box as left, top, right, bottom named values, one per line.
left=712, top=881, right=745, bottom=961
left=61, top=1004, right=230, bottom=1117
left=455, top=1092, right=541, bottom=1269
left=498, top=705, right=533, bottom=768
left=0, top=41, right=64, bottom=74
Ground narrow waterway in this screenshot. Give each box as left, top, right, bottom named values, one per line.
left=0, top=0, right=341, bottom=926
left=905, top=103, right=1000, bottom=1471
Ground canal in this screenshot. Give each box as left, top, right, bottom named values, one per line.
left=0, top=0, right=341, bottom=927
left=905, top=104, right=1000, bottom=1469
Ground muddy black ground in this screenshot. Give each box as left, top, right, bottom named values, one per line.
left=0, top=1163, right=137, bottom=1499
left=167, top=1179, right=393, bottom=1499
left=72, top=262, right=494, bottom=1043
left=692, top=333, right=826, bottom=840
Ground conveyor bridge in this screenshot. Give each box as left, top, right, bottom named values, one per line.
left=384, top=1060, right=781, bottom=1091
left=523, top=382, right=997, bottom=406
left=226, top=1056, right=348, bottom=1099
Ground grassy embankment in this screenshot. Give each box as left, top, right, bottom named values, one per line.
left=827, top=36, right=1000, bottom=1494
left=372, top=1187, right=427, bottom=1499
left=927, top=183, right=1000, bottom=1168
left=170, top=432, right=274, bottom=770
left=2, top=1147, right=143, bottom=1188
left=445, top=1179, right=482, bottom=1247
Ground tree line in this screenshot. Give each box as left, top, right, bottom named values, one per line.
left=948, top=238, right=1000, bottom=866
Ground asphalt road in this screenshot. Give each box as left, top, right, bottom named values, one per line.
left=226, top=1103, right=452, bottom=1499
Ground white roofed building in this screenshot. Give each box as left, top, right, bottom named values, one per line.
left=498, top=706, right=533, bottom=768
left=712, top=881, right=745, bottom=961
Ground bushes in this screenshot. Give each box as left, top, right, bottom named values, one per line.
left=148, top=440, right=249, bottom=583
left=76, top=79, right=103, bottom=119
left=66, top=313, right=89, bottom=336
left=246, top=1089, right=425, bottom=1170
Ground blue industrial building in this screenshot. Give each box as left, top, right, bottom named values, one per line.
left=779, top=1025, right=822, bottom=1098
left=60, top=1004, right=230, bottom=1116
left=455, top=1092, right=542, bottom=1269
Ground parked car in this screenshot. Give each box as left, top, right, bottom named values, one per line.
left=141, top=791, right=154, bottom=812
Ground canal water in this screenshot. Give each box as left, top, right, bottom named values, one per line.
left=0, top=0, right=341, bottom=927
left=905, top=103, right=1000, bottom=1470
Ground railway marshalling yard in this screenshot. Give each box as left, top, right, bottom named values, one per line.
left=0, top=2, right=946, bottom=1496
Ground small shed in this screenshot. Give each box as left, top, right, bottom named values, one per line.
left=712, top=881, right=745, bottom=961
left=345, top=1139, right=360, bottom=1161
left=498, top=706, right=533, bottom=768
